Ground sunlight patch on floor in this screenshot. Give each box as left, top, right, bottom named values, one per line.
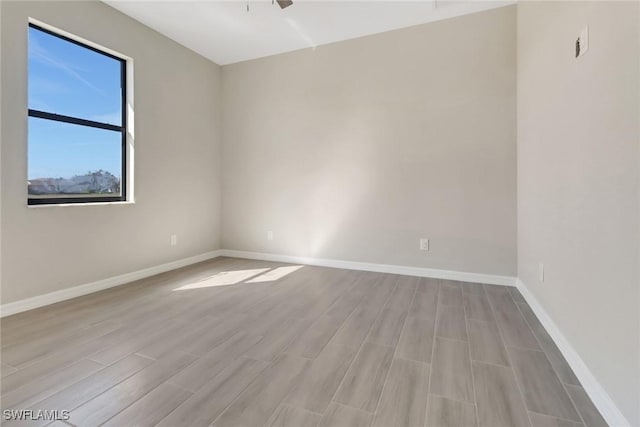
left=246, top=265, right=303, bottom=283
left=173, top=268, right=270, bottom=290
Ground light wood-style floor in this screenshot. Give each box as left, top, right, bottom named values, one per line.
left=1, top=257, right=606, bottom=427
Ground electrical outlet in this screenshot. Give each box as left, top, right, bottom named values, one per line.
left=267, top=230, right=274, bottom=241
left=419, top=238, right=429, bottom=251
left=575, top=26, right=589, bottom=58
left=539, top=263, right=544, bottom=282
left=170, top=234, right=177, bottom=246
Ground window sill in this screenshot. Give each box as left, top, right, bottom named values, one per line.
left=27, top=200, right=136, bottom=208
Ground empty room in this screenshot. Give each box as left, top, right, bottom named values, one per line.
left=0, top=0, right=638, bottom=426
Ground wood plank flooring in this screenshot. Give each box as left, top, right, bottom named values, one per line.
left=0, top=257, right=606, bottom=426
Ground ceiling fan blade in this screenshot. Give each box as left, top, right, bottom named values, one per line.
left=276, top=0, right=293, bottom=9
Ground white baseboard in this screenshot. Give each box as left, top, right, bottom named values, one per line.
left=0, top=248, right=512, bottom=318
left=0, top=250, right=223, bottom=318
left=516, top=279, right=630, bottom=427
left=220, top=249, right=517, bottom=286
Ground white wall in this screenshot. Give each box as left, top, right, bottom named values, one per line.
left=221, top=6, right=517, bottom=277
left=0, top=0, right=223, bottom=304
left=517, top=2, right=640, bottom=424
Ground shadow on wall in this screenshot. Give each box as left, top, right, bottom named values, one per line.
left=275, top=113, right=380, bottom=258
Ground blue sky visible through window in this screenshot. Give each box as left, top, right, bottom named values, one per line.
left=28, top=26, right=123, bottom=182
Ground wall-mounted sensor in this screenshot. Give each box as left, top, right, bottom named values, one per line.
left=576, top=26, right=589, bottom=58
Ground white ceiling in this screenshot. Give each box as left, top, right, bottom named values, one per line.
left=104, top=0, right=514, bottom=65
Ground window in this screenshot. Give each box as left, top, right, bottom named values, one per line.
left=28, top=23, right=127, bottom=205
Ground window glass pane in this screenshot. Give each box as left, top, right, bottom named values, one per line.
left=28, top=117, right=122, bottom=198
left=28, top=26, right=122, bottom=126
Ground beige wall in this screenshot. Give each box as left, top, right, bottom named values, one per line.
left=0, top=1, right=223, bottom=303
left=221, top=6, right=517, bottom=276
left=517, top=2, right=640, bottom=424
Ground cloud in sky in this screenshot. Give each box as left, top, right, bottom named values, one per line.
left=29, top=37, right=107, bottom=97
